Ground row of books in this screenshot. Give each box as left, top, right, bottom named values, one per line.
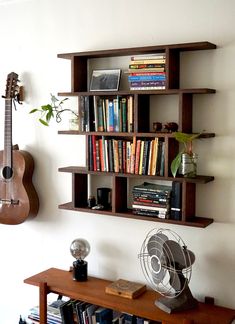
left=79, top=95, right=134, bottom=133
left=132, top=182, right=182, bottom=220
left=88, top=136, right=165, bottom=176
left=127, top=53, right=166, bottom=91
left=28, top=298, right=159, bottom=324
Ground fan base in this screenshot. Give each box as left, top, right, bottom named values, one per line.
left=155, top=286, right=198, bottom=314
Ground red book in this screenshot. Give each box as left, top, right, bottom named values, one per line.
left=92, top=135, right=97, bottom=171
left=122, top=141, right=127, bottom=174
left=99, top=139, right=104, bottom=171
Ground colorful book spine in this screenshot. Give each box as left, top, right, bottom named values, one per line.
left=112, top=139, right=119, bottom=173
left=108, top=101, right=114, bottom=132
left=130, top=58, right=166, bottom=64
left=128, top=75, right=166, bottom=81
left=131, top=54, right=166, bottom=60
left=121, top=97, right=127, bottom=132
left=113, top=98, right=119, bottom=132
left=130, top=81, right=166, bottom=87
left=135, top=139, right=141, bottom=175
left=130, top=137, right=136, bottom=174
left=138, top=141, right=145, bottom=175
left=97, top=98, right=104, bottom=132
left=127, top=96, right=134, bottom=132
left=130, top=86, right=165, bottom=90
left=93, top=96, right=98, bottom=132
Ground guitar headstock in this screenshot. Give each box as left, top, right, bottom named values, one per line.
left=4, top=72, right=19, bottom=99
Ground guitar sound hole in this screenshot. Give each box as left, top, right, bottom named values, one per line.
left=2, top=166, right=13, bottom=179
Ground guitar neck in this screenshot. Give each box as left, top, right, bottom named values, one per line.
left=4, top=98, right=12, bottom=167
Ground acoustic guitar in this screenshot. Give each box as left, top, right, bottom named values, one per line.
left=0, top=72, right=39, bottom=224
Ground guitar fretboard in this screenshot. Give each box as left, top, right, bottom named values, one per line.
left=4, top=98, right=12, bottom=168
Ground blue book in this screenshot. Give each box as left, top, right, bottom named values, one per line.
left=95, top=307, right=113, bottom=324
left=108, top=101, right=114, bottom=132
left=128, top=75, right=166, bottom=81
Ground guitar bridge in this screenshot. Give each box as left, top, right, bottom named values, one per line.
left=0, top=198, right=19, bottom=205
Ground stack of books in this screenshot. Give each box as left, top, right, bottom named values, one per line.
left=132, top=182, right=171, bottom=219
left=127, top=53, right=166, bottom=90
left=28, top=304, right=62, bottom=323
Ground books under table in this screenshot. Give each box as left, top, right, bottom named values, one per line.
left=44, top=297, right=158, bottom=324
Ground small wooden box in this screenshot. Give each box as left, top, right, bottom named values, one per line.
left=105, top=279, right=146, bottom=299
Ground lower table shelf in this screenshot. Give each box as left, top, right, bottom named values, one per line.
left=24, top=268, right=235, bottom=324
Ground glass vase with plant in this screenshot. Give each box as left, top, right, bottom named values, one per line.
left=170, top=132, right=201, bottom=178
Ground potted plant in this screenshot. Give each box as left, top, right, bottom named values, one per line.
left=170, top=132, right=201, bottom=178
left=29, top=94, right=78, bottom=127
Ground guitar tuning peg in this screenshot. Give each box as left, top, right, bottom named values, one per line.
left=18, top=86, right=24, bottom=102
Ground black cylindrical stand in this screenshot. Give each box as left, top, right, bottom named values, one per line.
left=72, top=260, right=88, bottom=281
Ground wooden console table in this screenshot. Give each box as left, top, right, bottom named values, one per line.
left=24, top=268, right=235, bottom=324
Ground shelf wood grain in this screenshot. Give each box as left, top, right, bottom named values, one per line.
left=24, top=268, right=235, bottom=324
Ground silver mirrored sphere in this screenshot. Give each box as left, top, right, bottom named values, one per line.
left=70, top=238, right=90, bottom=260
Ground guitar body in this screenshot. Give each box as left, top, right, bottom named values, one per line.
left=0, top=148, right=39, bottom=225
left=0, top=72, right=39, bottom=224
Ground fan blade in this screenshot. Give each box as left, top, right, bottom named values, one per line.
left=168, top=268, right=185, bottom=292
left=147, top=233, right=168, bottom=257
left=163, top=240, right=195, bottom=269
left=152, top=268, right=166, bottom=284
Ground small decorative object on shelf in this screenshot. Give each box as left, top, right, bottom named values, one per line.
left=70, top=238, right=90, bottom=281
left=90, top=69, right=121, bottom=91
left=87, top=195, right=96, bottom=209
left=105, top=279, right=146, bottom=299
left=69, top=110, right=80, bottom=130
left=171, top=132, right=201, bottom=178
left=97, top=187, right=111, bottom=210
left=164, top=122, right=178, bottom=132
left=181, top=152, right=198, bottom=178
left=153, top=122, right=162, bottom=132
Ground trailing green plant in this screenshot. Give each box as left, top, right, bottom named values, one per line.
left=170, top=132, right=201, bottom=178
left=29, top=94, right=78, bottom=126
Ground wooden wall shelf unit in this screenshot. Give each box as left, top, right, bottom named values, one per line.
left=24, top=268, right=235, bottom=324
left=57, top=41, right=216, bottom=228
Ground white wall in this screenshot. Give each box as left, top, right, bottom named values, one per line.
left=0, top=0, right=234, bottom=322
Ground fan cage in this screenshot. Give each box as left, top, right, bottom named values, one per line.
left=139, top=228, right=193, bottom=298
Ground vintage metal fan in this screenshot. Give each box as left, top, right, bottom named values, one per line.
left=139, top=228, right=198, bottom=313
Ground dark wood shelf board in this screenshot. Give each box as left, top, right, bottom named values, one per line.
left=58, top=202, right=213, bottom=228
left=57, top=42, right=216, bottom=60
left=58, top=131, right=215, bottom=139
left=58, top=88, right=215, bottom=97
left=58, top=167, right=214, bottom=183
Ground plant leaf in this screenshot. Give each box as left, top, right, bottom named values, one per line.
left=173, top=132, right=201, bottom=143
left=46, top=111, right=53, bottom=122
left=41, top=104, right=52, bottom=111
left=29, top=109, right=38, bottom=114
left=171, top=152, right=183, bottom=178
left=39, top=118, right=49, bottom=126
